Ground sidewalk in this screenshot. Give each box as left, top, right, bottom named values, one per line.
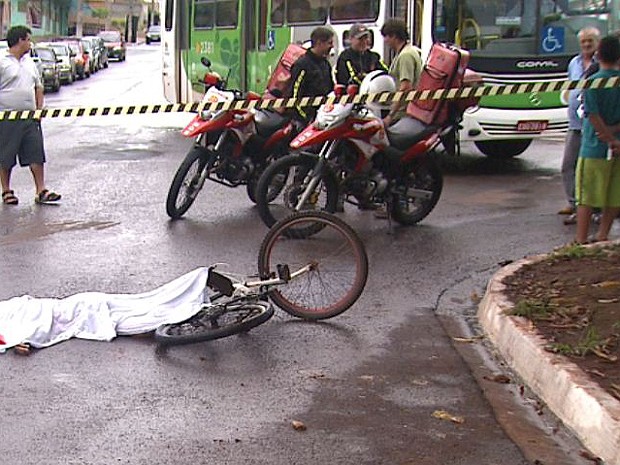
left=478, top=244, right=620, bottom=465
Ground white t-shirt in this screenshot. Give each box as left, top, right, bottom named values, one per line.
left=0, top=53, right=42, bottom=111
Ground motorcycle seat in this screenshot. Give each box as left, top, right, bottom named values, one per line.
left=386, top=116, right=438, bottom=151
left=255, top=109, right=290, bottom=137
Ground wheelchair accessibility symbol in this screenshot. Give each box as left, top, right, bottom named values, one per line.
left=540, top=27, right=564, bottom=54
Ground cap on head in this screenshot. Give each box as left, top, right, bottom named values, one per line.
left=350, top=23, right=370, bottom=39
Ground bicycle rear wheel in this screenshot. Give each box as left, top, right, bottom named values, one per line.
left=154, top=300, right=274, bottom=346
left=258, top=211, right=368, bottom=320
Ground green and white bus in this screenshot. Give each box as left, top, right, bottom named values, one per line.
left=160, top=0, right=617, bottom=158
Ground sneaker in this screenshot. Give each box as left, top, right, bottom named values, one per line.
left=563, top=213, right=577, bottom=225
left=558, top=205, right=575, bottom=215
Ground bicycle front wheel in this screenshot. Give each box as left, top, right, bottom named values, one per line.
left=154, top=300, right=274, bottom=346
left=258, top=211, right=368, bottom=320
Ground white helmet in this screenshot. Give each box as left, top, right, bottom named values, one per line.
left=359, top=70, right=396, bottom=116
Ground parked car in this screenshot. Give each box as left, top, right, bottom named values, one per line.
left=33, top=46, right=61, bottom=93
left=87, top=36, right=108, bottom=69
left=98, top=30, right=126, bottom=61
left=80, top=37, right=99, bottom=74
left=40, top=41, right=76, bottom=84
left=145, top=24, right=161, bottom=44
left=53, top=38, right=89, bottom=79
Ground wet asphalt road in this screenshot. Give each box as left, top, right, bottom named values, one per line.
left=0, top=45, right=596, bottom=464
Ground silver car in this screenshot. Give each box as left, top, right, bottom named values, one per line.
left=40, top=42, right=76, bottom=84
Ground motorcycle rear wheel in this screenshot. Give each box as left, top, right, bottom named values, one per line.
left=389, top=158, right=443, bottom=225
left=255, top=154, right=339, bottom=230
left=166, top=146, right=210, bottom=219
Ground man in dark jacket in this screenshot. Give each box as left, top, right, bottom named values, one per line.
left=336, top=23, right=387, bottom=86
left=290, top=26, right=335, bottom=123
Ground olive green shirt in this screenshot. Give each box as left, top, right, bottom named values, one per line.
left=388, top=44, right=422, bottom=120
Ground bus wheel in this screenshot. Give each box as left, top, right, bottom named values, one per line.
left=474, top=139, right=532, bottom=158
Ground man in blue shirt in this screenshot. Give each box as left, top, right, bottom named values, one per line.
left=560, top=27, right=599, bottom=223
left=575, top=35, right=620, bottom=244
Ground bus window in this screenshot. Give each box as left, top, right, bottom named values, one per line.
left=216, top=0, right=238, bottom=27
left=271, top=0, right=284, bottom=25
left=165, top=0, right=173, bottom=30
left=287, top=0, right=328, bottom=24
left=330, top=0, right=379, bottom=22
left=259, top=0, right=269, bottom=48
left=194, top=0, right=215, bottom=28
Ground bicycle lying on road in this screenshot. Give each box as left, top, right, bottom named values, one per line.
left=155, top=211, right=368, bottom=345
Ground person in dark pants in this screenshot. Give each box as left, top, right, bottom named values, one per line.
left=335, top=23, right=387, bottom=86
left=0, top=25, right=61, bottom=205
left=289, top=26, right=335, bottom=124
left=560, top=27, right=599, bottom=224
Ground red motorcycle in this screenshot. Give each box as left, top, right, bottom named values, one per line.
left=166, top=57, right=296, bottom=219
left=254, top=43, right=481, bottom=231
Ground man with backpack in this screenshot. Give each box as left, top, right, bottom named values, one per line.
left=290, top=26, right=335, bottom=124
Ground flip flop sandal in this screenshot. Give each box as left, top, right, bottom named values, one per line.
left=2, top=190, right=18, bottom=205
left=35, top=189, right=61, bottom=204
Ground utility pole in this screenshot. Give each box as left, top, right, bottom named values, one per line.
left=76, top=0, right=83, bottom=36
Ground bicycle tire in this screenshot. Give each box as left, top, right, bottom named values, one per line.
left=258, top=211, right=368, bottom=320
left=166, top=146, right=210, bottom=219
left=154, top=300, right=274, bottom=346
left=390, top=157, right=443, bottom=226
left=255, top=154, right=339, bottom=229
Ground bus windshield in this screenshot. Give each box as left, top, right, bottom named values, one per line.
left=433, top=0, right=613, bottom=57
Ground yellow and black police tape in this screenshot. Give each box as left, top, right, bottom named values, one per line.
left=2, top=76, right=620, bottom=121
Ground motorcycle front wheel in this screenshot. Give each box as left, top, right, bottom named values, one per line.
left=389, top=157, right=443, bottom=226
left=255, top=153, right=339, bottom=229
left=166, top=146, right=211, bottom=219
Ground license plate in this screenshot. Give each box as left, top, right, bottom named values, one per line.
left=517, top=120, right=548, bottom=132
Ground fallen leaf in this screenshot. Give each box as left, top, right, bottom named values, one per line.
left=579, top=449, right=604, bottom=464
left=597, top=298, right=619, bottom=304
left=586, top=368, right=606, bottom=378
left=452, top=335, right=484, bottom=343
left=483, top=374, right=511, bottom=384
left=591, top=348, right=618, bottom=362
left=359, top=375, right=374, bottom=381
left=470, top=292, right=481, bottom=303
left=592, top=280, right=620, bottom=288
left=291, top=420, right=307, bottom=431
left=431, top=410, right=465, bottom=424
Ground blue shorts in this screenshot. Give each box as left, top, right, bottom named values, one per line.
left=0, top=119, right=46, bottom=169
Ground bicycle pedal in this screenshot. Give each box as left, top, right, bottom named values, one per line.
left=277, top=264, right=291, bottom=282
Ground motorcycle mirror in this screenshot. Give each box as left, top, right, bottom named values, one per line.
left=333, top=84, right=346, bottom=98
left=200, top=57, right=212, bottom=68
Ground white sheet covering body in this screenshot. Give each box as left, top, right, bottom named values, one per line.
left=0, top=267, right=210, bottom=349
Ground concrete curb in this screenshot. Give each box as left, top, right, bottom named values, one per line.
left=477, top=250, right=620, bottom=465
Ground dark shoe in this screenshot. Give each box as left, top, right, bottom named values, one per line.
left=563, top=213, right=577, bottom=225
left=35, top=189, right=61, bottom=204
left=558, top=205, right=575, bottom=215
left=2, top=190, right=18, bottom=205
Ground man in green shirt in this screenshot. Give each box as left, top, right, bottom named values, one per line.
left=380, top=19, right=422, bottom=126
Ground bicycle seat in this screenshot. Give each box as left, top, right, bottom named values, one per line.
left=386, top=116, right=438, bottom=150
left=254, top=109, right=291, bottom=137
